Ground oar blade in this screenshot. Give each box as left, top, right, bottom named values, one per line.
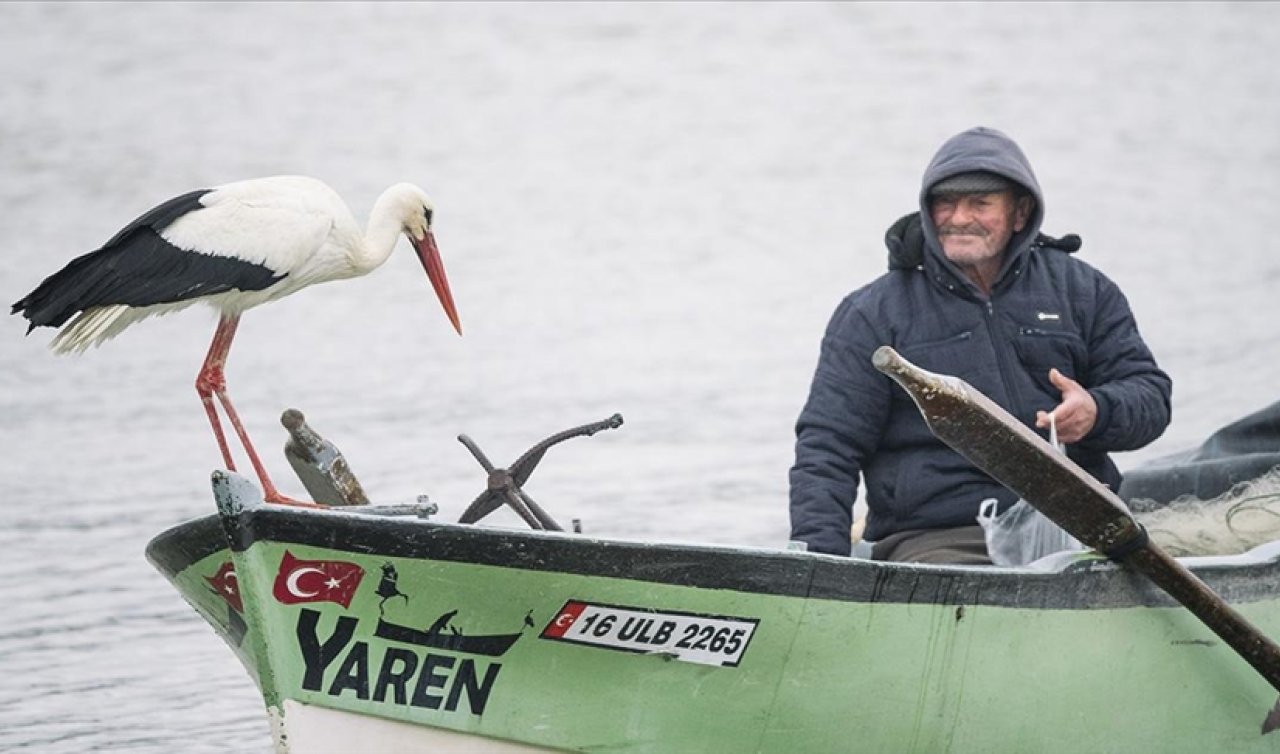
left=872, top=345, right=1280, bottom=716
left=871, top=345, right=1141, bottom=553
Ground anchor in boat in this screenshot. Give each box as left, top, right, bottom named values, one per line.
left=456, top=413, right=624, bottom=530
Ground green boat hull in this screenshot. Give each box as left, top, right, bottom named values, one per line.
left=147, top=472, right=1280, bottom=752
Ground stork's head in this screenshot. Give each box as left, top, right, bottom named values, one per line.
left=389, top=183, right=461, bottom=336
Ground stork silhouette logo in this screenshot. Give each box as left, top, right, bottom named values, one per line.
left=273, top=551, right=365, bottom=608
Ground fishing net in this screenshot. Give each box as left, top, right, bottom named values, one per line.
left=1131, top=467, right=1280, bottom=557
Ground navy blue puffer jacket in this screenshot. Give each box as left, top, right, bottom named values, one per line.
left=789, top=127, right=1172, bottom=556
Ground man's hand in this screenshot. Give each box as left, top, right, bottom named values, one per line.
left=1034, top=368, right=1097, bottom=444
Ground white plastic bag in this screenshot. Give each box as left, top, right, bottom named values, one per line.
left=977, top=497, right=1082, bottom=566
left=975, top=415, right=1084, bottom=566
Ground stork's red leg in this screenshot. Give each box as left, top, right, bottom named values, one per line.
left=197, top=314, right=312, bottom=506
left=214, top=388, right=312, bottom=505
left=196, top=316, right=240, bottom=471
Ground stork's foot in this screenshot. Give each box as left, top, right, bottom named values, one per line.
left=263, top=491, right=324, bottom=508
left=260, top=478, right=321, bottom=507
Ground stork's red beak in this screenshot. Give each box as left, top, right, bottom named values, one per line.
left=415, top=231, right=461, bottom=335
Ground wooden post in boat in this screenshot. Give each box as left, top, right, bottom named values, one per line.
left=872, top=345, right=1280, bottom=732
left=281, top=408, right=369, bottom=507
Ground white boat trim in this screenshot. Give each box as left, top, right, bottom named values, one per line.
left=272, top=700, right=561, bottom=753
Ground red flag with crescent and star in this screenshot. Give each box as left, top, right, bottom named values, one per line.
left=272, top=551, right=365, bottom=608
left=541, top=600, right=587, bottom=638
left=206, top=560, right=243, bottom=613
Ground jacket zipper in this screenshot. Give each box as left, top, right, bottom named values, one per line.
left=984, top=298, right=1023, bottom=410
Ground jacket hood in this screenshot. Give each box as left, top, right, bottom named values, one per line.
left=914, top=127, right=1046, bottom=283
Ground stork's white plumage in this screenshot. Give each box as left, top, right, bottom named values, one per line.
left=13, top=176, right=462, bottom=504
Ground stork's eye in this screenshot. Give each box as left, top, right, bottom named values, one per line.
left=423, top=207, right=434, bottom=226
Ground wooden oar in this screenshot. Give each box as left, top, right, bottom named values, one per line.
left=872, top=345, right=1280, bottom=733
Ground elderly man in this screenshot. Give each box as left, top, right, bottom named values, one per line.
left=789, top=127, right=1172, bottom=564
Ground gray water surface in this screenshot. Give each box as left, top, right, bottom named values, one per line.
left=2, top=3, right=1278, bottom=751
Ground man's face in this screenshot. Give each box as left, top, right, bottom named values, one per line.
left=929, top=191, right=1032, bottom=267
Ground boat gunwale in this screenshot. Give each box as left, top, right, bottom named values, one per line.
left=145, top=505, right=1280, bottom=612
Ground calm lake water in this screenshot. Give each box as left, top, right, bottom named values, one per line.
left=2, top=3, right=1278, bottom=751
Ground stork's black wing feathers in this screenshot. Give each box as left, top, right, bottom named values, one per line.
left=13, top=189, right=284, bottom=330
left=99, top=189, right=211, bottom=248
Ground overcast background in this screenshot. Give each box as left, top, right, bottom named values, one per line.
left=2, top=3, right=1278, bottom=751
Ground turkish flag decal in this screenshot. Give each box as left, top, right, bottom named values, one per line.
left=540, top=600, right=587, bottom=638
left=206, top=560, right=243, bottom=613
left=272, top=551, right=365, bottom=608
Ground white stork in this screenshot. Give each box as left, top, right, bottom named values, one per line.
left=12, top=176, right=462, bottom=505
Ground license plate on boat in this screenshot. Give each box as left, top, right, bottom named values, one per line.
left=540, top=600, right=758, bottom=667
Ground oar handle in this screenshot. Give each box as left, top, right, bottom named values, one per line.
left=1127, top=546, right=1280, bottom=691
